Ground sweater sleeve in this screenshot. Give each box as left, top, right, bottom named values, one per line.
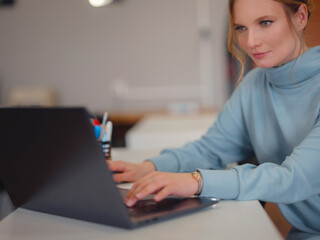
left=199, top=118, right=320, bottom=203
left=150, top=82, right=254, bottom=174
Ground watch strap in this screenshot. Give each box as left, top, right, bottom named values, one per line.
left=191, top=170, right=203, bottom=196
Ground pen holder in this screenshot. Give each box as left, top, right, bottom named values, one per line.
left=101, top=140, right=112, bottom=161
left=92, top=116, right=113, bottom=161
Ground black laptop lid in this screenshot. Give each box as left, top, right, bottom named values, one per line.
left=0, top=107, right=132, bottom=228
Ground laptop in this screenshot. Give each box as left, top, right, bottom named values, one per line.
left=0, top=107, right=218, bottom=229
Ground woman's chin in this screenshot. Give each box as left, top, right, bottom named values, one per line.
left=253, top=61, right=277, bottom=69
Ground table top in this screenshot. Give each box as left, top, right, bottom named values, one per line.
left=0, top=149, right=283, bottom=240
left=0, top=200, right=282, bottom=240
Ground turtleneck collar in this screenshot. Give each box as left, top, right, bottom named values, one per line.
left=264, top=46, right=320, bottom=88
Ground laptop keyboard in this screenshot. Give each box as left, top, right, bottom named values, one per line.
left=127, top=198, right=185, bottom=217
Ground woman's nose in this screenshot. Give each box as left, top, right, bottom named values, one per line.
left=247, top=30, right=262, bottom=48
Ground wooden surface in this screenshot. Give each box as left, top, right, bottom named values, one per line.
left=265, top=203, right=292, bottom=239
left=305, top=0, right=320, bottom=47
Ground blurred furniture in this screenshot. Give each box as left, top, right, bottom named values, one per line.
left=125, top=111, right=217, bottom=150
left=8, top=86, right=56, bottom=107
left=265, top=203, right=292, bottom=238
left=107, top=111, right=146, bottom=147
left=305, top=1, right=320, bottom=47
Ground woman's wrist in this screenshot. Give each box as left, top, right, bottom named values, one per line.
left=191, top=170, right=203, bottom=196
left=142, top=160, right=156, bottom=173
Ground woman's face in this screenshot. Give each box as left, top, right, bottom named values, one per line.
left=233, top=0, right=301, bottom=68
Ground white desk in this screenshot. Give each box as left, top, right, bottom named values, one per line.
left=0, top=149, right=283, bottom=240
left=0, top=200, right=282, bottom=240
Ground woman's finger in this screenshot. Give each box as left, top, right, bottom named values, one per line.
left=125, top=173, right=157, bottom=200
left=113, top=171, right=135, bottom=183
left=126, top=175, right=168, bottom=206
left=154, top=186, right=171, bottom=202
left=107, top=161, right=128, bottom=172
left=135, top=178, right=165, bottom=200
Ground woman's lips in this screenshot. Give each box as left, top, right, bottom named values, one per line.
left=253, top=51, right=270, bottom=59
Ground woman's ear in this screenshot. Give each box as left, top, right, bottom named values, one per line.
left=292, top=4, right=308, bottom=32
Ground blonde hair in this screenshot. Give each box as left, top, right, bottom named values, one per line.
left=228, top=0, right=313, bottom=84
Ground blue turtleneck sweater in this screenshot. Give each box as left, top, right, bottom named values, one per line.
left=150, top=46, right=320, bottom=237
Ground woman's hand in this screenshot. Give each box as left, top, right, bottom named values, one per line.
left=124, top=171, right=199, bottom=207
left=107, top=160, right=156, bottom=183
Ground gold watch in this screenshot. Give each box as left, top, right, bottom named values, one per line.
left=191, top=170, right=203, bottom=196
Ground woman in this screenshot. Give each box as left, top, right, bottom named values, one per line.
left=109, top=0, right=320, bottom=238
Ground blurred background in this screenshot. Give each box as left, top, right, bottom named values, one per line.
left=0, top=0, right=319, bottom=119
left=0, top=0, right=236, bottom=147
left=0, top=0, right=231, bottom=112
left=0, top=1, right=319, bottom=236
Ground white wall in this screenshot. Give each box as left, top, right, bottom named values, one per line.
left=0, top=0, right=229, bottom=113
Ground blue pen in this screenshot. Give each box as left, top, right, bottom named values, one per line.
left=94, top=125, right=101, bottom=139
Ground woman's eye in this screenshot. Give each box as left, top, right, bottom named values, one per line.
left=235, top=26, right=246, bottom=32
left=260, top=20, right=273, bottom=27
